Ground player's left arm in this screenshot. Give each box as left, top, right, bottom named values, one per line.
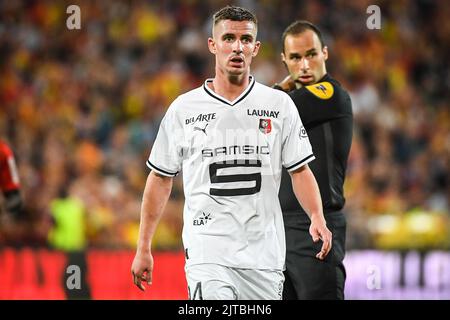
left=290, top=164, right=332, bottom=260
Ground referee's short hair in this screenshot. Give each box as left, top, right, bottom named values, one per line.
left=282, top=20, right=325, bottom=52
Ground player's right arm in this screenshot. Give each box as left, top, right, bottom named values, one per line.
left=131, top=171, right=173, bottom=291
left=131, top=100, right=182, bottom=291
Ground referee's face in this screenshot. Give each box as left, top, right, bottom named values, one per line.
left=282, top=30, right=328, bottom=86
left=208, top=19, right=261, bottom=79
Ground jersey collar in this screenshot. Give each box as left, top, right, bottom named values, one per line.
left=203, top=76, right=255, bottom=106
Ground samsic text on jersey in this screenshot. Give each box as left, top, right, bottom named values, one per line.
left=147, top=76, right=315, bottom=271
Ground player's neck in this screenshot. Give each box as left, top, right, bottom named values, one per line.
left=210, top=71, right=250, bottom=102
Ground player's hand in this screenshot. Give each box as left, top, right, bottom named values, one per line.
left=309, top=216, right=332, bottom=260
left=131, top=250, right=154, bottom=291
left=276, top=75, right=296, bottom=92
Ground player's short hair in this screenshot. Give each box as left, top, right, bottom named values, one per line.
left=213, top=6, right=257, bottom=27
left=282, top=20, right=325, bottom=52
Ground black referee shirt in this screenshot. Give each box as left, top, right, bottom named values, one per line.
left=279, top=74, right=353, bottom=216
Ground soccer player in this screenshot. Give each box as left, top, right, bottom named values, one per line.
left=274, top=21, right=353, bottom=300
left=0, top=140, right=22, bottom=219
left=131, top=7, right=331, bottom=300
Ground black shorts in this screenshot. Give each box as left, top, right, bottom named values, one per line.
left=282, top=211, right=346, bottom=300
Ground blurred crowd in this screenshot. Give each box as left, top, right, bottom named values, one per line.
left=0, top=0, right=448, bottom=251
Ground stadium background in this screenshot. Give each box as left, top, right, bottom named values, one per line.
left=0, top=0, right=448, bottom=299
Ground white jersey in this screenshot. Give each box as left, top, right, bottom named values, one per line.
left=147, top=76, right=315, bottom=271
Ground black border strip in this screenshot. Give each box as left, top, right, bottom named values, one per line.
left=285, top=154, right=315, bottom=171
left=203, top=87, right=231, bottom=105
left=203, top=77, right=255, bottom=106
left=146, top=160, right=178, bottom=176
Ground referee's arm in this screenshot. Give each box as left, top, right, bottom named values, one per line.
left=273, top=75, right=296, bottom=92
left=290, top=164, right=332, bottom=260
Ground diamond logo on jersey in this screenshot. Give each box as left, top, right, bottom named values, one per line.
left=259, top=119, right=272, bottom=134
left=299, top=125, right=308, bottom=139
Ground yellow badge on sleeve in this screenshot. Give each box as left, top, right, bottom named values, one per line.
left=305, top=81, right=334, bottom=100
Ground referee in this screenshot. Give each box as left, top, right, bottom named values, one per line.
left=274, top=21, right=353, bottom=300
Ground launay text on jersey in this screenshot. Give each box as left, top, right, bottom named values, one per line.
left=247, top=109, right=279, bottom=118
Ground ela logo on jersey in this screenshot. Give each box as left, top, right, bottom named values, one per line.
left=193, top=212, right=212, bottom=226
left=259, top=119, right=272, bottom=134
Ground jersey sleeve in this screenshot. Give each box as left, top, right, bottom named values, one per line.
left=146, top=103, right=184, bottom=177
left=281, top=94, right=315, bottom=172
left=289, top=80, right=353, bottom=129
left=0, top=142, right=21, bottom=192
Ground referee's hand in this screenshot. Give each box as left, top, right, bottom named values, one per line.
left=275, top=75, right=296, bottom=92
left=309, top=217, right=332, bottom=260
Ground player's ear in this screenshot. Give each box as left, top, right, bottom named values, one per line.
left=208, top=37, right=216, bottom=54
left=252, top=40, right=261, bottom=57
left=322, top=45, right=328, bottom=61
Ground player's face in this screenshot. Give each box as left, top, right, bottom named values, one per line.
left=208, top=20, right=260, bottom=78
left=281, top=30, right=328, bottom=86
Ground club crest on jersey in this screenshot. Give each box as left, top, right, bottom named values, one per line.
left=259, top=119, right=272, bottom=134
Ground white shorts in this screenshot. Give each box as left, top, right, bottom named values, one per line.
left=185, top=263, right=284, bottom=300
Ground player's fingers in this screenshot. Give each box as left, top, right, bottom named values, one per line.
left=316, top=244, right=325, bottom=260
left=322, top=234, right=332, bottom=257
left=315, top=233, right=332, bottom=260
left=316, top=247, right=328, bottom=260
left=146, top=270, right=153, bottom=285
left=133, top=272, right=146, bottom=291
left=323, top=234, right=330, bottom=249
left=310, top=228, right=320, bottom=242
left=136, top=278, right=146, bottom=291
left=141, top=271, right=152, bottom=285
